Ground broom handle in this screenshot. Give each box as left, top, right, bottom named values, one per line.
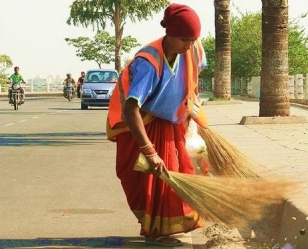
left=134, top=153, right=183, bottom=190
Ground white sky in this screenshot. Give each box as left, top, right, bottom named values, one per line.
left=0, top=0, right=307, bottom=79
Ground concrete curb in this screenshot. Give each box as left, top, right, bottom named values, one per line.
left=240, top=115, right=308, bottom=125
left=276, top=199, right=308, bottom=247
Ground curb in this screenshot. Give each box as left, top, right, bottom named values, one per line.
left=240, top=115, right=308, bottom=125
left=276, top=199, right=308, bottom=248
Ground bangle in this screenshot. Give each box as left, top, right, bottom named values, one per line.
left=144, top=153, right=158, bottom=158
left=141, top=146, right=156, bottom=156
left=140, top=141, right=152, bottom=149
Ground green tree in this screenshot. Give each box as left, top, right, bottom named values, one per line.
left=288, top=23, right=308, bottom=75
left=231, top=12, right=262, bottom=80
left=200, top=35, right=215, bottom=81
left=0, top=54, right=13, bottom=90
left=67, top=0, right=169, bottom=72
left=202, top=11, right=308, bottom=83
left=65, top=31, right=140, bottom=69
left=231, top=12, right=308, bottom=79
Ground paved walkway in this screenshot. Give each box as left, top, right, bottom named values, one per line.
left=199, top=98, right=308, bottom=248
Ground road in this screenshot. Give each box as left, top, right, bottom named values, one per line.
left=0, top=97, right=149, bottom=247
left=2, top=97, right=306, bottom=248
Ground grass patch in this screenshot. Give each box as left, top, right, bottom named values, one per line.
left=208, top=97, right=230, bottom=101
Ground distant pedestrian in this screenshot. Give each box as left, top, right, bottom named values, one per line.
left=77, top=71, right=85, bottom=98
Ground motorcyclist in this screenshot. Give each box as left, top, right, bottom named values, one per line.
left=7, top=66, right=26, bottom=104
left=63, top=73, right=76, bottom=97
left=76, top=71, right=85, bottom=98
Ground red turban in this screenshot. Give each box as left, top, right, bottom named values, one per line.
left=160, top=3, right=201, bottom=38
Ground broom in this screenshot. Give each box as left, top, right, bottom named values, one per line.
left=188, top=97, right=259, bottom=178
left=134, top=153, right=297, bottom=228
left=197, top=124, right=259, bottom=179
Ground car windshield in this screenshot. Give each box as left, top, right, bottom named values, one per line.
left=86, top=71, right=118, bottom=83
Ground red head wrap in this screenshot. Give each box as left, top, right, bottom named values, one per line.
left=160, top=3, right=201, bottom=38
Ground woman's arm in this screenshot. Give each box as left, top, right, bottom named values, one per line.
left=124, top=98, right=150, bottom=147
left=123, top=98, right=168, bottom=176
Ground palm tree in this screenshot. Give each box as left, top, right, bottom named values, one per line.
left=213, top=0, right=231, bottom=100
left=259, top=0, right=290, bottom=116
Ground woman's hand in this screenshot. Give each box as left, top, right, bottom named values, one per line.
left=146, top=154, right=170, bottom=177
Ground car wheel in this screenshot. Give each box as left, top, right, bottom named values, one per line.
left=81, top=103, right=88, bottom=110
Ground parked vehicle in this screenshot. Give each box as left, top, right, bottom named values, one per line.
left=80, top=69, right=119, bottom=110
left=9, top=83, right=23, bottom=110
left=65, top=83, right=74, bottom=102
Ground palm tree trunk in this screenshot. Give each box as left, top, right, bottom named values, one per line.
left=259, top=0, right=290, bottom=116
left=213, top=0, right=231, bottom=100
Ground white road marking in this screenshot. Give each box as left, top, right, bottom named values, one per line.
left=19, top=120, right=27, bottom=122
left=4, top=123, right=15, bottom=127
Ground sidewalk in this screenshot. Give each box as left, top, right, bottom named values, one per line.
left=199, top=98, right=308, bottom=248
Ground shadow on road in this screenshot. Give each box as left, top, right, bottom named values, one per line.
left=0, top=236, right=155, bottom=248
left=0, top=236, right=125, bottom=248
left=0, top=132, right=108, bottom=147
left=49, top=107, right=109, bottom=111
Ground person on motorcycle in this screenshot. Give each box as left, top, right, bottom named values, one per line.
left=63, top=73, right=76, bottom=97
left=76, top=71, right=85, bottom=98
left=7, top=66, right=26, bottom=104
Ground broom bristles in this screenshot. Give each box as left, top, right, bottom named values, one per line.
left=197, top=126, right=259, bottom=178
left=169, top=172, right=296, bottom=227
left=134, top=153, right=298, bottom=228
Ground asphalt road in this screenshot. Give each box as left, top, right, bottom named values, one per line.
left=4, top=97, right=305, bottom=248
left=0, top=97, right=151, bottom=247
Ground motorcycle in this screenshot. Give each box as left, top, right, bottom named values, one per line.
left=9, top=83, right=23, bottom=110
left=64, top=83, right=74, bottom=102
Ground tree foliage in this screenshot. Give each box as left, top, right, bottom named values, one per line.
left=201, top=11, right=308, bottom=81
left=231, top=12, right=262, bottom=79
left=288, top=23, right=308, bottom=75
left=65, top=31, right=140, bottom=69
left=200, top=35, right=215, bottom=80
left=67, top=0, right=169, bottom=71
left=0, top=54, right=13, bottom=87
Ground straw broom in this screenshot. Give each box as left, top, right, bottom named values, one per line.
left=188, top=99, right=259, bottom=179
left=134, top=153, right=297, bottom=228
left=197, top=124, right=259, bottom=179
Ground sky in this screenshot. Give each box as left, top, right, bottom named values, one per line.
left=0, top=0, right=307, bottom=79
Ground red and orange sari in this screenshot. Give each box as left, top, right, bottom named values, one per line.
left=115, top=118, right=204, bottom=237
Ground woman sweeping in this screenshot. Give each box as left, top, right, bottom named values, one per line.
left=106, top=3, right=208, bottom=247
